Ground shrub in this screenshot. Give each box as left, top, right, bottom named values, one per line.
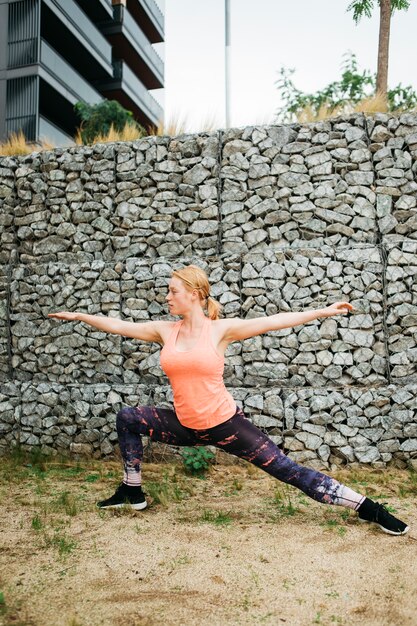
left=180, top=446, right=215, bottom=475
left=74, top=99, right=145, bottom=144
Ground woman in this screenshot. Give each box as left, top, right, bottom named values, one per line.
left=48, top=265, right=409, bottom=535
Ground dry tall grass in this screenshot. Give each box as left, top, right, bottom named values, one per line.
left=147, top=112, right=220, bottom=136
left=74, top=121, right=145, bottom=144
left=1, top=96, right=415, bottom=156
left=294, top=92, right=394, bottom=123
left=0, top=129, right=55, bottom=156
left=353, top=91, right=388, bottom=113
left=148, top=114, right=187, bottom=137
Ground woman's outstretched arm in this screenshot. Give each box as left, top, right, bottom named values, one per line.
left=47, top=311, right=165, bottom=343
left=221, top=301, right=355, bottom=343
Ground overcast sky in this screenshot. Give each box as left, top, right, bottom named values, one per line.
left=153, top=1, right=417, bottom=132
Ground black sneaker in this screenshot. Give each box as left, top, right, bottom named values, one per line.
left=97, top=483, right=147, bottom=510
left=357, top=498, right=409, bottom=536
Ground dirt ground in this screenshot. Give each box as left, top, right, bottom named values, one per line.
left=1, top=453, right=416, bottom=626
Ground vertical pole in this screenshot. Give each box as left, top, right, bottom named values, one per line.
left=225, top=0, right=231, bottom=129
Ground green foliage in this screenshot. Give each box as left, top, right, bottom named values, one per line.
left=275, top=52, right=417, bottom=121
left=180, top=446, right=215, bottom=475
left=74, top=99, right=145, bottom=144
left=388, top=83, right=417, bottom=111
left=347, top=0, right=410, bottom=25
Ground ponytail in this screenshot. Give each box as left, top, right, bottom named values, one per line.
left=206, top=295, right=222, bottom=320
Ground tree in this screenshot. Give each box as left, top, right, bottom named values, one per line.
left=347, top=0, right=410, bottom=100
left=74, top=100, right=145, bottom=144
left=275, top=52, right=417, bottom=122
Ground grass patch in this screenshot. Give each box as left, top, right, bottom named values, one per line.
left=224, top=477, right=244, bottom=496
left=0, top=591, right=5, bottom=615
left=145, top=472, right=192, bottom=507
left=0, top=590, right=37, bottom=626
left=85, top=474, right=100, bottom=483
left=31, top=515, right=43, bottom=531
left=266, top=485, right=299, bottom=519
left=322, top=518, right=347, bottom=537
left=201, top=509, right=233, bottom=526
left=55, top=491, right=78, bottom=517
left=43, top=528, right=77, bottom=556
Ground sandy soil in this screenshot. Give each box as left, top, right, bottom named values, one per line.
left=0, top=458, right=416, bottom=626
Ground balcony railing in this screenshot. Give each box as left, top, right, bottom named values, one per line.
left=42, top=0, right=113, bottom=76
left=114, top=59, right=162, bottom=123
left=40, top=39, right=103, bottom=105
left=39, top=115, right=75, bottom=146
left=124, top=9, right=163, bottom=84
left=73, top=0, right=113, bottom=22
left=101, top=5, right=163, bottom=88
left=141, top=0, right=164, bottom=24
left=130, top=0, right=164, bottom=42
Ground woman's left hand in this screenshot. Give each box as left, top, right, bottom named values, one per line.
left=320, top=301, right=355, bottom=318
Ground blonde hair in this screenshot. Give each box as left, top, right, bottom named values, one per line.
left=171, top=264, right=223, bottom=320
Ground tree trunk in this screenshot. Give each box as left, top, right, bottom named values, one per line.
left=376, top=0, right=391, bottom=99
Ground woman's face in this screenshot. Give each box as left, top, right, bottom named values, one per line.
left=166, top=277, right=196, bottom=315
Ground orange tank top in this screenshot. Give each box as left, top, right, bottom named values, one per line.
left=160, top=316, right=237, bottom=429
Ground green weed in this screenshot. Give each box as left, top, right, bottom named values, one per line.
left=224, top=478, right=243, bottom=496
left=55, top=535, right=76, bottom=556
left=323, top=518, right=347, bottom=536
left=201, top=509, right=233, bottom=526
left=0, top=591, right=5, bottom=615
left=66, top=618, right=83, bottom=626
left=180, top=447, right=215, bottom=475
left=31, top=515, right=43, bottom=531
left=146, top=474, right=189, bottom=506
left=85, top=474, right=100, bottom=483
left=282, top=577, right=296, bottom=591
left=54, top=491, right=78, bottom=516
left=44, top=529, right=76, bottom=556
left=168, top=553, right=191, bottom=570
left=338, top=508, right=350, bottom=522
left=269, top=486, right=299, bottom=518
left=239, top=592, right=251, bottom=612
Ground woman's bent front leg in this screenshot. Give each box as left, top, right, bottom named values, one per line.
left=117, top=406, right=198, bottom=486
left=208, top=409, right=364, bottom=510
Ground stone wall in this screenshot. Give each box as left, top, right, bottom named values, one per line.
left=1, top=112, right=417, bottom=469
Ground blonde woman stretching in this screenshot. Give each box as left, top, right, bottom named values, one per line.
left=48, top=265, right=409, bottom=535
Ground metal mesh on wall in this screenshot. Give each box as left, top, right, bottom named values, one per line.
left=1, top=114, right=417, bottom=468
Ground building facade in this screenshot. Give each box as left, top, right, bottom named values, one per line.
left=0, top=0, right=164, bottom=145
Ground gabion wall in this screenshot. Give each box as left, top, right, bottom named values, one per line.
left=1, top=112, right=417, bottom=470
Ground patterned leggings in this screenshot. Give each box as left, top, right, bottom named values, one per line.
left=116, top=404, right=364, bottom=510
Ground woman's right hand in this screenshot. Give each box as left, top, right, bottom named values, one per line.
left=48, top=311, right=79, bottom=321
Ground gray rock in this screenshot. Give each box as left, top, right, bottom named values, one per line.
left=295, top=431, right=323, bottom=450
left=400, top=439, right=417, bottom=452
left=354, top=446, right=381, bottom=463
left=183, top=164, right=211, bottom=185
